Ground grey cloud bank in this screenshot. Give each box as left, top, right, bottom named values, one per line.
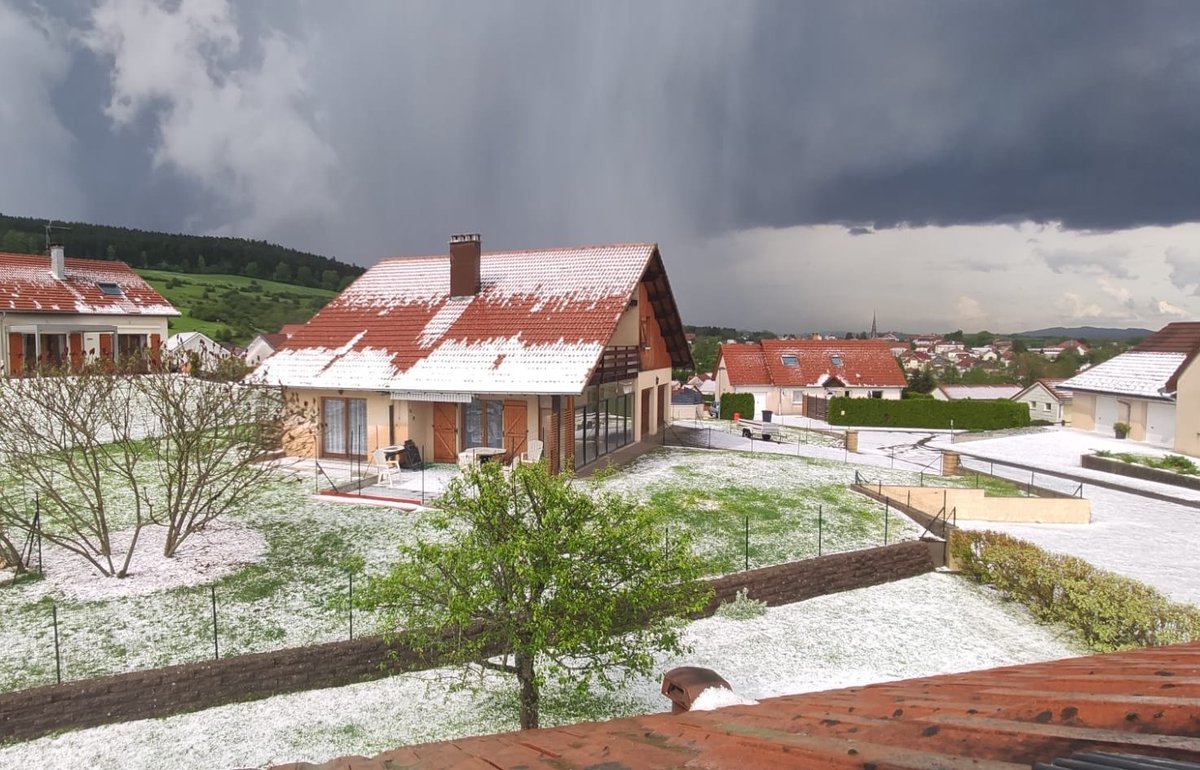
left=2, top=0, right=1200, bottom=331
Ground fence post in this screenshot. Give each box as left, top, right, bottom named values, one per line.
left=211, top=584, right=219, bottom=660
left=744, top=515, right=750, bottom=571
left=421, top=444, right=427, bottom=504
left=1028, top=471, right=1035, bottom=497
left=348, top=572, right=354, bottom=641
left=884, top=499, right=890, bottom=544
left=818, top=505, right=823, bottom=556
left=52, top=603, right=62, bottom=685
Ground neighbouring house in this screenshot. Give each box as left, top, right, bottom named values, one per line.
left=245, top=332, right=289, bottom=366
left=253, top=234, right=691, bottom=472
left=898, top=350, right=931, bottom=372
left=713, top=338, right=906, bottom=419
left=164, top=331, right=230, bottom=372
left=933, top=339, right=965, bottom=355
left=1012, top=378, right=1072, bottom=424
left=0, top=246, right=178, bottom=375
left=669, top=384, right=705, bottom=420
left=931, top=384, right=1023, bottom=401
left=686, top=372, right=717, bottom=397
left=1061, top=321, right=1200, bottom=453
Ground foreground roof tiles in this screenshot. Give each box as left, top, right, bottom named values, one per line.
left=0, top=251, right=177, bottom=316
left=719, top=339, right=907, bottom=388
left=274, top=642, right=1200, bottom=770
left=255, top=244, right=662, bottom=394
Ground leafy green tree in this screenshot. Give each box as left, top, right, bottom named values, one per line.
left=362, top=462, right=710, bottom=730
left=906, top=366, right=936, bottom=394
left=272, top=262, right=293, bottom=283
left=321, top=269, right=340, bottom=290
left=296, top=264, right=313, bottom=286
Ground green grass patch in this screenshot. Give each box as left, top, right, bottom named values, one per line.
left=138, top=269, right=335, bottom=343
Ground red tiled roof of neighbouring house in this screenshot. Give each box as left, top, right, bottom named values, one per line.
left=714, top=342, right=770, bottom=385
left=0, top=251, right=178, bottom=316
left=279, top=323, right=305, bottom=337
left=260, top=332, right=288, bottom=350
left=1038, top=378, right=1070, bottom=400
left=719, top=339, right=906, bottom=388
left=253, top=243, right=690, bottom=394
left=273, top=642, right=1200, bottom=770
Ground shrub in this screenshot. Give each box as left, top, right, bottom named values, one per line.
left=950, top=529, right=1200, bottom=651
left=715, top=588, right=768, bottom=620
left=827, top=397, right=1030, bottom=430
left=719, top=392, right=756, bottom=421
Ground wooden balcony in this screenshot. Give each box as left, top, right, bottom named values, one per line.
left=590, top=345, right=640, bottom=385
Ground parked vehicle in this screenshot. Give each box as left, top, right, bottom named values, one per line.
left=738, top=418, right=781, bottom=441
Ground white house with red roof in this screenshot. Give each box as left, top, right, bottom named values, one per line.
left=713, top=339, right=906, bottom=419
left=253, top=234, right=691, bottom=472
left=0, top=246, right=178, bottom=375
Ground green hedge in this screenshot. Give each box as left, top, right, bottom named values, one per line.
left=719, top=392, right=756, bottom=421
left=827, top=397, right=1029, bottom=430
left=951, top=529, right=1200, bottom=651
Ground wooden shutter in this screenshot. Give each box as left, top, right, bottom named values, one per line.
left=432, top=402, right=458, bottom=462
left=8, top=332, right=23, bottom=374
left=502, top=400, right=528, bottom=462
left=69, top=332, right=83, bottom=371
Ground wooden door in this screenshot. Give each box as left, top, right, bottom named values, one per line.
left=433, top=402, right=459, bottom=462
left=502, top=400, right=528, bottom=461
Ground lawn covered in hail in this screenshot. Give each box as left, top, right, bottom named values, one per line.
left=0, top=446, right=1003, bottom=692
left=0, top=572, right=1083, bottom=770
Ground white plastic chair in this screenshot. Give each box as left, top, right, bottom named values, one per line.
left=369, top=448, right=398, bottom=487
left=514, top=439, right=544, bottom=467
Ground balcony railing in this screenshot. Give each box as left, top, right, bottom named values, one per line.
left=590, top=345, right=640, bottom=385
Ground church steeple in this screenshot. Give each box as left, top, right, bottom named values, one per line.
left=870, top=311, right=878, bottom=339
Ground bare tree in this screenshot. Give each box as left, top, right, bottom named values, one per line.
left=0, top=364, right=285, bottom=576
left=0, top=368, right=151, bottom=577
left=133, top=373, right=283, bottom=557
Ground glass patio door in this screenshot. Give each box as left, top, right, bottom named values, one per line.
left=322, top=397, right=367, bottom=457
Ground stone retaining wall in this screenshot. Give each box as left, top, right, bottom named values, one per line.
left=0, top=541, right=933, bottom=743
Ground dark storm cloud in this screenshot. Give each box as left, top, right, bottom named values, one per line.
left=7, top=0, right=1200, bottom=263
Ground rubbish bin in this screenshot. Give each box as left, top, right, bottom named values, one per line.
left=761, top=410, right=773, bottom=422
left=732, top=411, right=741, bottom=422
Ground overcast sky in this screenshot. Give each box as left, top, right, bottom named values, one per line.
left=3, top=0, right=1200, bottom=333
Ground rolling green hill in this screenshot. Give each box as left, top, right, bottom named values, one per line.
left=139, top=269, right=336, bottom=344
left=0, top=212, right=364, bottom=291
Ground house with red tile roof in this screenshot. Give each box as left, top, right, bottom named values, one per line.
left=713, top=339, right=906, bottom=418
left=0, top=246, right=178, bottom=375
left=1062, top=321, right=1200, bottom=454
left=253, top=234, right=691, bottom=471
left=273, top=641, right=1200, bottom=770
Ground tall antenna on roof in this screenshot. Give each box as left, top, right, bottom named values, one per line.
left=44, top=220, right=70, bottom=253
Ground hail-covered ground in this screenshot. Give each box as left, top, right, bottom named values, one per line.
left=0, top=572, right=1082, bottom=770
left=1, top=446, right=973, bottom=692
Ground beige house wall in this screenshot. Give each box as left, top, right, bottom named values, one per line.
left=1072, top=393, right=1096, bottom=430
left=610, top=305, right=639, bottom=347
left=281, top=388, right=399, bottom=458
left=1175, top=359, right=1200, bottom=457
left=875, top=485, right=1090, bottom=524
left=635, top=367, right=672, bottom=441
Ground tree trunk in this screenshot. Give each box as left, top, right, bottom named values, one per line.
left=515, top=652, right=539, bottom=730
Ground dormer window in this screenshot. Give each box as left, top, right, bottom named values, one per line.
left=97, top=282, right=123, bottom=296
left=830, top=354, right=843, bottom=367
left=780, top=354, right=798, bottom=366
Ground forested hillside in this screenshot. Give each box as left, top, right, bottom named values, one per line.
left=0, top=213, right=362, bottom=291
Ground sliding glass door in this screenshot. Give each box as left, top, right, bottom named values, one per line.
left=323, top=397, right=367, bottom=458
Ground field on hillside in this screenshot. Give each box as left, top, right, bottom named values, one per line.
left=138, top=270, right=336, bottom=343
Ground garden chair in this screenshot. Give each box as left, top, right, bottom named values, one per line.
left=513, top=439, right=544, bottom=468
left=368, top=448, right=398, bottom=487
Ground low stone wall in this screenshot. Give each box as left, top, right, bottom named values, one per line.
left=860, top=484, right=1090, bottom=524
left=0, top=541, right=933, bottom=744
left=1081, top=453, right=1200, bottom=491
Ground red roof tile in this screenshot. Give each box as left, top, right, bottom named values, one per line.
left=273, top=642, right=1200, bottom=770
left=719, top=339, right=907, bottom=388
left=715, top=342, right=770, bottom=385
left=0, top=251, right=177, bottom=316
left=255, top=243, right=687, bottom=394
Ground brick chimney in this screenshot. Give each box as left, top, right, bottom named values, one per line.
left=449, top=233, right=481, bottom=297
left=49, top=243, right=65, bottom=280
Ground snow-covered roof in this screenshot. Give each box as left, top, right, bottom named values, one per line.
left=254, top=243, right=681, bottom=394
left=935, top=384, right=1023, bottom=400
left=0, top=251, right=178, bottom=316
left=1060, top=350, right=1185, bottom=399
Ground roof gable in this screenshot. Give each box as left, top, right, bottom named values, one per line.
left=256, top=243, right=683, bottom=393
left=0, top=251, right=178, bottom=317
left=1062, top=350, right=1185, bottom=399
